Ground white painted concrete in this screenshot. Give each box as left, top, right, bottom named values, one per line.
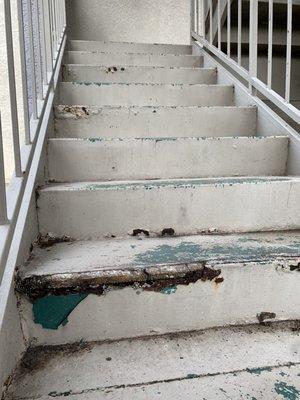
left=37, top=177, right=300, bottom=239
left=63, top=65, right=217, bottom=84
left=7, top=324, right=300, bottom=399
left=47, top=136, right=288, bottom=182
left=65, top=0, right=191, bottom=44
left=54, top=105, right=257, bottom=138
left=58, top=83, right=234, bottom=107
left=67, top=52, right=203, bottom=68
left=68, top=41, right=193, bottom=55
left=19, top=231, right=300, bottom=277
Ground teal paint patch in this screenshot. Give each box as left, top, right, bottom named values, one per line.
left=246, top=366, right=273, bottom=375
left=274, top=381, right=300, bottom=399
left=161, top=285, right=177, bottom=295
left=135, top=240, right=300, bottom=266
left=136, top=242, right=203, bottom=265
left=33, top=294, right=88, bottom=330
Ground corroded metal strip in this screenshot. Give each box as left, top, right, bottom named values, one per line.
left=16, top=261, right=223, bottom=300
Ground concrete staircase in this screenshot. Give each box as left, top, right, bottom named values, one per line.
left=8, top=40, right=300, bottom=399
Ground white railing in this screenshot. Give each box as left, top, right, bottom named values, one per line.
left=191, top=0, right=300, bottom=125
left=0, top=0, right=66, bottom=281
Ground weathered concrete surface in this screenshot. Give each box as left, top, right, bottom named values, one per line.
left=16, top=232, right=300, bottom=343
left=58, top=82, right=234, bottom=107
left=6, top=323, right=300, bottom=399
left=54, top=105, right=257, bottom=138
left=66, top=0, right=191, bottom=44
left=46, top=136, right=288, bottom=182
left=68, top=41, right=193, bottom=54
left=63, top=65, right=217, bottom=85
left=67, top=52, right=203, bottom=68
left=37, top=177, right=300, bottom=239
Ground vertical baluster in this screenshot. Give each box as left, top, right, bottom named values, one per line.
left=3, top=0, right=22, bottom=177
left=285, top=0, right=292, bottom=102
left=27, top=0, right=38, bottom=119
left=237, top=0, right=242, bottom=65
left=200, top=0, right=205, bottom=37
left=191, top=0, right=195, bottom=33
left=34, top=0, right=44, bottom=101
left=44, top=0, right=54, bottom=75
left=218, top=0, right=221, bottom=50
left=17, top=0, right=31, bottom=145
left=249, top=0, right=258, bottom=92
left=267, top=0, right=273, bottom=88
left=195, top=0, right=199, bottom=34
left=209, top=0, right=213, bottom=43
left=227, top=0, right=231, bottom=56
left=0, top=116, right=8, bottom=225
left=39, top=0, right=48, bottom=85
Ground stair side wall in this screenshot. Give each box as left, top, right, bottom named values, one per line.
left=66, top=0, right=191, bottom=44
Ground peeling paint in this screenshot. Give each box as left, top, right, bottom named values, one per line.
left=246, top=366, right=273, bottom=375
left=33, top=294, right=88, bottom=330
left=274, top=381, right=300, bottom=399
left=257, top=312, right=276, bottom=325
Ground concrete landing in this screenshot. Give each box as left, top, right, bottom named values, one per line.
left=5, top=322, right=300, bottom=400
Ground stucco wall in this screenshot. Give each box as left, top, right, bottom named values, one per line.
left=66, top=0, right=191, bottom=44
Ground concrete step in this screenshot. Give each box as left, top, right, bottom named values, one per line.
left=54, top=105, right=257, bottom=138
left=68, top=40, right=193, bottom=55
left=67, top=51, right=203, bottom=67
left=46, top=136, right=288, bottom=183
left=6, top=324, right=300, bottom=400
left=37, top=177, right=300, bottom=239
left=16, top=231, right=300, bottom=344
left=63, top=65, right=217, bottom=84
left=58, top=82, right=234, bottom=107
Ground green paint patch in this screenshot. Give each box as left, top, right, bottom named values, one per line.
left=274, top=381, right=300, bottom=399
left=33, top=294, right=88, bottom=330
left=161, top=285, right=177, bottom=295
left=247, top=366, right=273, bottom=375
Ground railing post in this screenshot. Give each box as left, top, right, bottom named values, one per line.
left=0, top=116, right=8, bottom=225
left=285, top=0, right=292, bottom=102
left=17, top=0, right=31, bottom=145
left=249, top=0, right=258, bottom=94
left=3, top=0, right=23, bottom=177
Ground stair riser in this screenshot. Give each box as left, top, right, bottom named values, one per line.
left=54, top=106, right=257, bottom=138
left=67, top=52, right=203, bottom=67
left=47, top=137, right=288, bottom=182
left=20, top=260, right=300, bottom=345
left=38, top=180, right=300, bottom=239
left=59, top=83, right=234, bottom=107
left=68, top=41, right=193, bottom=54
left=63, top=65, right=217, bottom=84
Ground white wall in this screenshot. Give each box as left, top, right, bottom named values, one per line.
left=66, top=0, right=191, bottom=44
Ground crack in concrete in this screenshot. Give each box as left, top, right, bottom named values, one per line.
left=14, top=361, right=300, bottom=400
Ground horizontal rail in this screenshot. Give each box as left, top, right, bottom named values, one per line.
left=192, top=0, right=300, bottom=125
left=0, top=0, right=66, bottom=282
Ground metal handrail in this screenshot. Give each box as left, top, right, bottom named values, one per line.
left=191, top=0, right=300, bottom=125
left=0, top=0, right=66, bottom=282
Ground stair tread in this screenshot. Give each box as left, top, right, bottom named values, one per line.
left=68, top=50, right=198, bottom=57
left=7, top=322, right=300, bottom=400
left=40, top=176, right=299, bottom=191
left=55, top=104, right=253, bottom=110
left=18, top=231, right=300, bottom=291
left=48, top=135, right=286, bottom=142
left=64, top=64, right=208, bottom=70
